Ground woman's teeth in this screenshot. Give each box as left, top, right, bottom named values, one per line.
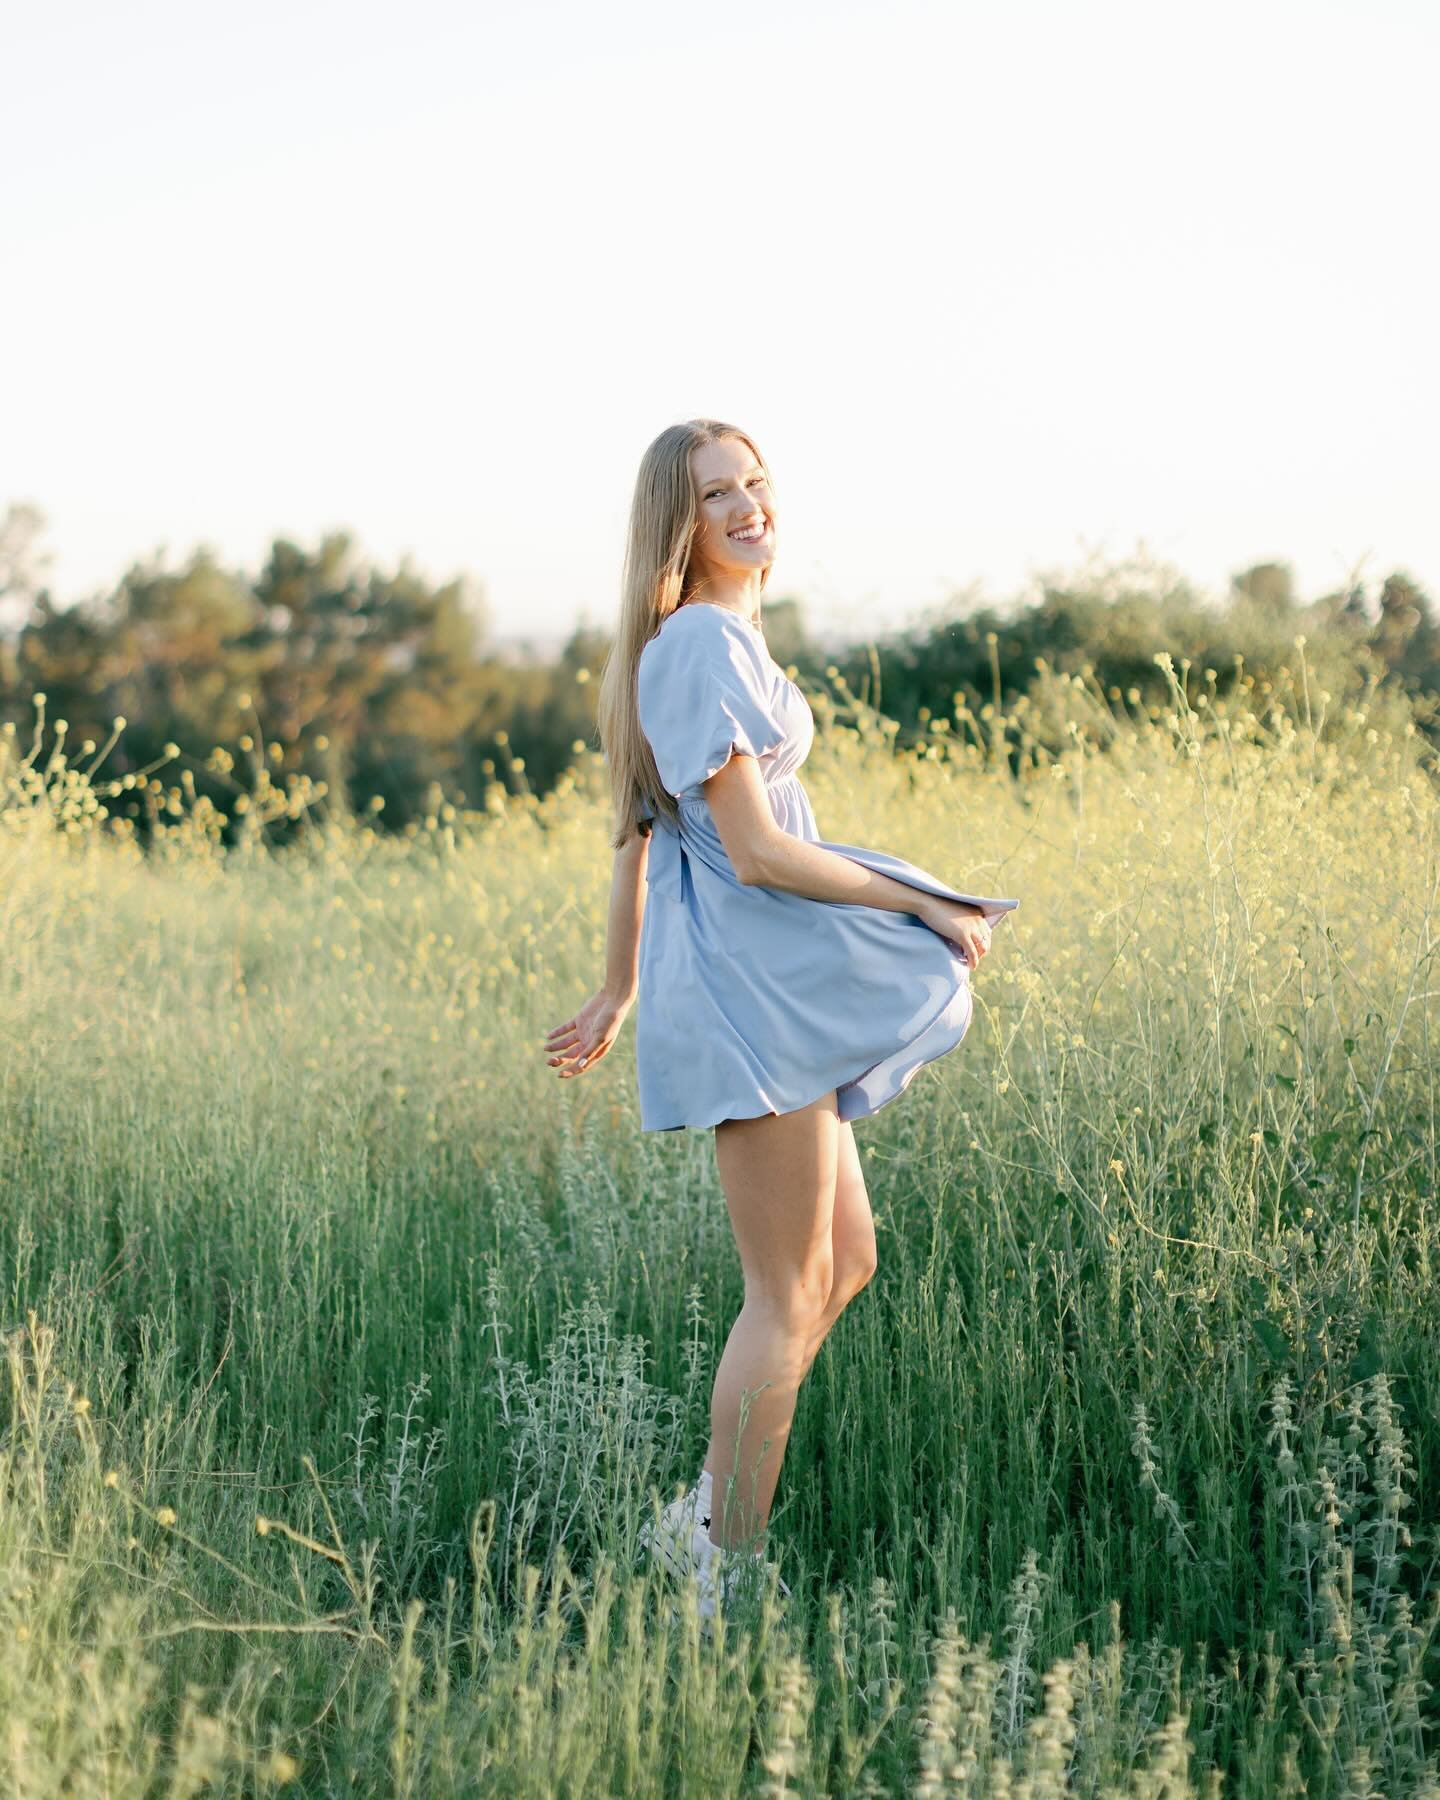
left=729, top=523, right=767, bottom=542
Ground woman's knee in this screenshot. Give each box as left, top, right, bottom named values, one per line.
left=819, top=1247, right=876, bottom=1327
left=842, top=1241, right=879, bottom=1297
left=748, top=1254, right=835, bottom=1334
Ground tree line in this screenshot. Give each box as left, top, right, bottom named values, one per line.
left=1, top=501, right=1435, bottom=839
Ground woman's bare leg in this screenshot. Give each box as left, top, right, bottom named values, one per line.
left=797, top=1117, right=878, bottom=1380
left=700, top=1097, right=877, bottom=1551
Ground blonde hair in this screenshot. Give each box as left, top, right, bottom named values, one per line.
left=596, top=418, right=775, bottom=849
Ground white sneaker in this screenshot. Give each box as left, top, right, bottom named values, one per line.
left=640, top=1476, right=791, bottom=1618
left=638, top=1477, right=713, bottom=1582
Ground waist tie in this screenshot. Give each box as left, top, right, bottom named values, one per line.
left=643, top=817, right=686, bottom=901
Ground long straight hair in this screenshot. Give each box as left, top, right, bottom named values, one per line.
left=596, top=419, right=774, bottom=850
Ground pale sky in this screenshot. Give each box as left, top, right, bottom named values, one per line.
left=4, top=0, right=1436, bottom=652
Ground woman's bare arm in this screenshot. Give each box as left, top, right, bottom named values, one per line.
left=604, top=827, right=649, bottom=1004
left=707, top=757, right=993, bottom=966
left=541, top=830, right=648, bottom=1083
left=703, top=753, right=928, bottom=914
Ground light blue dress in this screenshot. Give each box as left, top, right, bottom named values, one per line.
left=633, top=602, right=1020, bottom=1132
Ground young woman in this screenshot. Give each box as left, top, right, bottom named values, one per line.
left=542, top=419, right=1019, bottom=1616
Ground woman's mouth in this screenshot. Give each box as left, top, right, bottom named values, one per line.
left=728, top=521, right=770, bottom=544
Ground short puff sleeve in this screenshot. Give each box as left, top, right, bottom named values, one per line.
left=637, top=608, right=786, bottom=799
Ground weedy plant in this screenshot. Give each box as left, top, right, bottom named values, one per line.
left=3, top=644, right=1440, bottom=1795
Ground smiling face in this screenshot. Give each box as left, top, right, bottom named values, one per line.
left=686, top=437, right=776, bottom=589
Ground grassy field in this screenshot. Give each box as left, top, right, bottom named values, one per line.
left=2, top=647, right=1439, bottom=1796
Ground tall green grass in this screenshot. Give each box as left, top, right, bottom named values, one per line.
left=2, top=645, right=1438, bottom=1794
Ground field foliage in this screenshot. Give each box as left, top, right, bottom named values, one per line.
left=2, top=647, right=1439, bottom=1795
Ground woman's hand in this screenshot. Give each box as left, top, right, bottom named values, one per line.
left=542, top=987, right=631, bottom=1080
left=915, top=896, right=993, bottom=970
